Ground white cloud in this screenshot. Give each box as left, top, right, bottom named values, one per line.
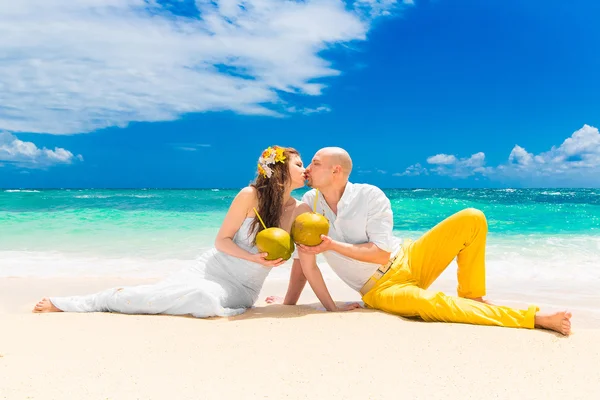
left=424, top=152, right=486, bottom=178
left=354, top=0, right=402, bottom=17
left=0, top=0, right=403, bottom=135
left=394, top=162, right=427, bottom=176
left=507, top=145, right=534, bottom=166
left=0, top=131, right=83, bottom=168
left=398, top=125, right=600, bottom=186
left=496, top=124, right=600, bottom=184
left=285, top=105, right=332, bottom=115
left=426, top=154, right=457, bottom=165
left=171, top=143, right=211, bottom=151
left=559, top=124, right=600, bottom=156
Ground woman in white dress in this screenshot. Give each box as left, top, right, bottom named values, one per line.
left=33, top=145, right=359, bottom=317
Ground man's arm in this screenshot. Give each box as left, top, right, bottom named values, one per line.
left=297, top=249, right=338, bottom=311
left=329, top=240, right=391, bottom=265
left=299, top=185, right=394, bottom=265
left=282, top=258, right=307, bottom=305
left=298, top=236, right=390, bottom=265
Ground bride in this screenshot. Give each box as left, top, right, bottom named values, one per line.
left=33, top=146, right=359, bottom=317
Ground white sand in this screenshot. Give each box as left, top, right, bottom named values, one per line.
left=1, top=277, right=599, bottom=400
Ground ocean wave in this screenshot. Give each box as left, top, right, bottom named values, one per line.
left=4, top=189, right=40, bottom=193
left=540, top=191, right=575, bottom=196
left=0, top=251, right=196, bottom=279
left=74, top=194, right=157, bottom=199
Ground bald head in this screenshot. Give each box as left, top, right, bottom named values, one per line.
left=317, top=147, right=353, bottom=177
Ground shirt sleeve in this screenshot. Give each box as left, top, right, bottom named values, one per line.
left=365, top=186, right=395, bottom=252
left=301, top=190, right=316, bottom=210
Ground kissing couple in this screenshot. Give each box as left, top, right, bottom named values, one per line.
left=34, top=146, right=572, bottom=336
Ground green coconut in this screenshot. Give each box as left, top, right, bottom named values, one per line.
left=255, top=227, right=295, bottom=261
left=291, top=212, right=330, bottom=246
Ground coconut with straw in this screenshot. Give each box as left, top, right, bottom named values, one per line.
left=253, top=207, right=295, bottom=261
left=291, top=189, right=330, bottom=246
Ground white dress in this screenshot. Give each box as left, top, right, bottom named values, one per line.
left=50, top=218, right=273, bottom=317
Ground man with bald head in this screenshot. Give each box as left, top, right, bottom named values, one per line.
left=271, top=147, right=572, bottom=335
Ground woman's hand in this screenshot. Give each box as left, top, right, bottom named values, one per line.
left=265, top=295, right=283, bottom=304
left=335, top=302, right=362, bottom=312
left=249, top=252, right=287, bottom=267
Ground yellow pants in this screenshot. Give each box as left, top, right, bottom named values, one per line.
left=362, top=208, right=538, bottom=329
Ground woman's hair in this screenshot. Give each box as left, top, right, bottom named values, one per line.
left=249, top=146, right=300, bottom=242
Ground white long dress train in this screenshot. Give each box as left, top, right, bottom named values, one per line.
left=50, top=218, right=273, bottom=318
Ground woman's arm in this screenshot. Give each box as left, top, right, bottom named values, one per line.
left=214, top=186, right=280, bottom=265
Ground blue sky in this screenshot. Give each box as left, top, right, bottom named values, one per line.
left=1, top=0, right=599, bottom=188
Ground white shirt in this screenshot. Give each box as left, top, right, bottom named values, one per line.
left=301, top=182, right=402, bottom=292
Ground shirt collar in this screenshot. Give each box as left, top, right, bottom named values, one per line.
left=337, top=181, right=354, bottom=210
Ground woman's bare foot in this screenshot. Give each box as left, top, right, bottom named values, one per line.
left=265, top=296, right=284, bottom=304
left=534, top=311, right=572, bottom=336
left=32, top=298, right=62, bottom=313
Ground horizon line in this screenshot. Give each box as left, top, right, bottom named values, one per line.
left=2, top=187, right=599, bottom=191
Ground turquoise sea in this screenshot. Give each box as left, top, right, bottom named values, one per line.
left=1, top=188, right=599, bottom=320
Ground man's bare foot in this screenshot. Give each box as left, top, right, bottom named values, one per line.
left=265, top=296, right=284, bottom=304
left=534, top=311, right=572, bottom=336
left=32, top=298, right=62, bottom=313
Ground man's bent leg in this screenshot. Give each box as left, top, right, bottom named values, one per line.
left=408, top=208, right=487, bottom=299
left=365, top=283, right=537, bottom=329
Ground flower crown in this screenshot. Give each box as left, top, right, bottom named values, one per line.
left=257, top=146, right=286, bottom=178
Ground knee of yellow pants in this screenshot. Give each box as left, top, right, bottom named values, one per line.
left=374, top=288, right=461, bottom=322
left=460, top=207, right=488, bottom=230
left=363, top=285, right=438, bottom=319
left=415, top=292, right=458, bottom=322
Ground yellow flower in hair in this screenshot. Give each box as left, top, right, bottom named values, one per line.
left=257, top=164, right=266, bottom=178
left=257, top=146, right=287, bottom=178
left=274, top=146, right=286, bottom=163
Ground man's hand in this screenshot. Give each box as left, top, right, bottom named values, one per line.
left=297, top=235, right=335, bottom=255
left=335, top=302, right=362, bottom=312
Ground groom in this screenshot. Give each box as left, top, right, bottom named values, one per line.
left=269, top=147, right=572, bottom=335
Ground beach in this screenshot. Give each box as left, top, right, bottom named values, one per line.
left=1, top=275, right=600, bottom=400
left=3, top=0, right=600, bottom=397
left=1, top=188, right=600, bottom=399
